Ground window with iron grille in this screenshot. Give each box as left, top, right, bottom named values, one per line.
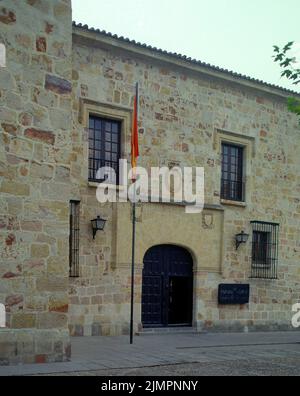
left=250, top=221, right=279, bottom=279
left=88, top=116, right=121, bottom=183
left=69, top=201, right=80, bottom=278
left=221, top=143, right=244, bottom=201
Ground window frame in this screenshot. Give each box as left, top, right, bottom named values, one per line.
left=214, top=128, right=255, bottom=207
left=250, top=221, right=280, bottom=280
left=88, top=115, right=122, bottom=184
left=79, top=99, right=132, bottom=188
left=221, top=142, right=245, bottom=202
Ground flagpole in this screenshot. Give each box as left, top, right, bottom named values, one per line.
left=130, top=183, right=136, bottom=345
left=130, top=82, right=138, bottom=345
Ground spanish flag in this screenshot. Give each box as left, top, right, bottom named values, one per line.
left=131, top=83, right=139, bottom=180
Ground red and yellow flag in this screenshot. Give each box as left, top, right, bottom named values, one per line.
left=131, top=83, right=139, bottom=180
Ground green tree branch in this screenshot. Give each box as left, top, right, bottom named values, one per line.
left=273, top=42, right=300, bottom=120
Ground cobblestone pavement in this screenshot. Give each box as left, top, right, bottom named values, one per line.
left=1, top=331, right=300, bottom=376
left=47, top=357, right=300, bottom=376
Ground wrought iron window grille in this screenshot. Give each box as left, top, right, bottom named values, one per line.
left=69, top=200, right=80, bottom=278
left=250, top=221, right=279, bottom=280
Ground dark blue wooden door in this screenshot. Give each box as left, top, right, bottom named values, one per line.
left=142, top=245, right=193, bottom=327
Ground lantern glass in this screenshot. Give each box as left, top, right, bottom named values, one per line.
left=96, top=217, right=106, bottom=231
left=236, top=231, right=249, bottom=249
left=91, top=216, right=106, bottom=239
left=241, top=232, right=249, bottom=243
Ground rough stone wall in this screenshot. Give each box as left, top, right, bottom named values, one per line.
left=70, top=31, right=300, bottom=335
left=1, top=2, right=299, bottom=367
left=0, top=0, right=73, bottom=364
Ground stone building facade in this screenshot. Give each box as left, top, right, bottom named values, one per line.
left=0, top=0, right=300, bottom=365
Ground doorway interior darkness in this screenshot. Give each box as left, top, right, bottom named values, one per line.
left=142, top=245, right=193, bottom=327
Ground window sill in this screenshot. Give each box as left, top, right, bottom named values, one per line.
left=88, top=181, right=126, bottom=191
left=220, top=199, right=247, bottom=208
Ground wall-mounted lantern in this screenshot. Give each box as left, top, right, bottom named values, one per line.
left=235, top=230, right=249, bottom=250
left=91, top=216, right=107, bottom=240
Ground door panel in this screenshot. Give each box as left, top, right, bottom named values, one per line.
left=142, top=245, right=193, bottom=327
left=141, top=275, right=163, bottom=326
left=168, top=277, right=193, bottom=325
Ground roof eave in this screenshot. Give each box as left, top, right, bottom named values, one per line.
left=72, top=23, right=300, bottom=100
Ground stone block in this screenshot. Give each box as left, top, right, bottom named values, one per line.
left=9, top=138, right=33, bottom=160
left=25, top=295, right=47, bottom=311
left=37, top=312, right=68, bottom=329
left=35, top=338, right=53, bottom=354
left=30, top=162, right=54, bottom=180
left=0, top=8, right=16, bottom=24
left=91, top=295, right=103, bottom=305
left=54, top=166, right=70, bottom=184
left=1, top=123, right=18, bottom=136
left=49, top=109, right=71, bottom=130
left=23, top=259, right=46, bottom=276
left=41, top=183, right=71, bottom=201
left=19, top=112, right=33, bottom=127
left=21, top=221, right=43, bottom=232
left=36, top=37, right=47, bottom=52
left=45, top=74, right=72, bottom=95
left=48, top=295, right=68, bottom=313
left=30, top=244, right=50, bottom=259
left=0, top=69, right=15, bottom=90
left=11, top=313, right=36, bottom=329
left=36, top=276, right=68, bottom=292
left=24, top=128, right=55, bottom=145
left=5, top=294, right=23, bottom=308
left=16, top=332, right=34, bottom=355
left=47, top=256, right=69, bottom=276
left=0, top=181, right=30, bottom=196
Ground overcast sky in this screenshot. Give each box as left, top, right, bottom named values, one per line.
left=72, top=0, right=300, bottom=93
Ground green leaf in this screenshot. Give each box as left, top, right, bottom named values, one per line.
left=283, top=41, right=294, bottom=53
left=280, top=58, right=294, bottom=67
left=274, top=54, right=284, bottom=62
left=282, top=70, right=293, bottom=78
left=287, top=97, right=300, bottom=115
left=291, top=73, right=300, bottom=80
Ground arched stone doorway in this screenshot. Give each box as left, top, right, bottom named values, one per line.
left=142, top=245, right=193, bottom=328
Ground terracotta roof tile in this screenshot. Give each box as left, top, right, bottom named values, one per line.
left=73, top=22, right=300, bottom=97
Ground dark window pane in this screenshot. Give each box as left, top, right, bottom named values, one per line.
left=221, top=143, right=244, bottom=201
left=251, top=222, right=279, bottom=279
left=89, top=118, right=94, bottom=129
left=95, top=119, right=101, bottom=130
left=89, top=116, right=121, bottom=183
left=112, top=123, right=118, bottom=133
left=94, top=130, right=101, bottom=140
